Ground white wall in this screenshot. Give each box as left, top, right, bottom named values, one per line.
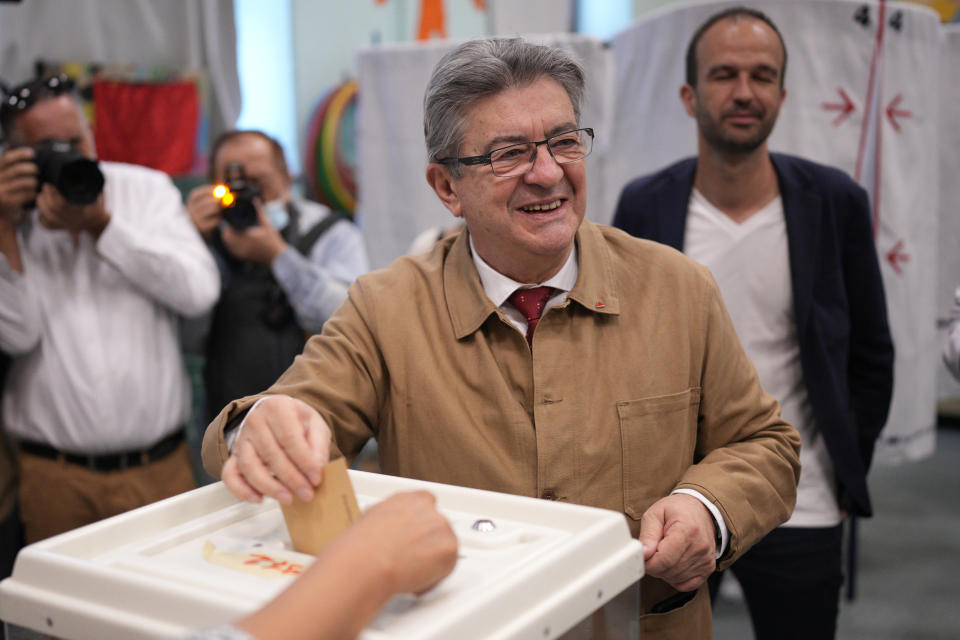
left=235, top=0, right=298, bottom=172
left=289, top=0, right=488, bottom=177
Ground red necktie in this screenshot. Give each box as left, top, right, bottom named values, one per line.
left=508, top=286, right=555, bottom=346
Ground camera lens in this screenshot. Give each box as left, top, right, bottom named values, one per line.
left=32, top=140, right=104, bottom=205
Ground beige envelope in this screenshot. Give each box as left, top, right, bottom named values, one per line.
left=280, top=456, right=361, bottom=555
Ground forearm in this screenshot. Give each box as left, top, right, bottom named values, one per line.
left=201, top=285, right=382, bottom=480
left=273, top=248, right=350, bottom=333
left=0, top=223, right=22, bottom=273
left=0, top=242, right=41, bottom=354
left=235, top=527, right=396, bottom=640
left=678, top=409, right=800, bottom=566
left=202, top=395, right=260, bottom=477
left=97, top=213, right=220, bottom=316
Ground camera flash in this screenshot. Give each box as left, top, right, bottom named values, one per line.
left=213, top=185, right=227, bottom=199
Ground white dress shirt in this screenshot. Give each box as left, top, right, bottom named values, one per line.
left=0, top=162, right=220, bottom=453
left=686, top=188, right=841, bottom=527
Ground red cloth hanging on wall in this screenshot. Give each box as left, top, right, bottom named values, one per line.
left=92, top=80, right=198, bottom=175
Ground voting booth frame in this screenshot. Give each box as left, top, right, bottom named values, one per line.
left=0, top=471, right=643, bottom=640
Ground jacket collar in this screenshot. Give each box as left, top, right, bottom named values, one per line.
left=771, top=153, right=822, bottom=332
left=656, top=158, right=697, bottom=251
left=444, top=220, right=620, bottom=340
left=567, top=220, right=621, bottom=318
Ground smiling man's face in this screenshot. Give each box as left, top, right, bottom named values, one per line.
left=428, top=76, right=587, bottom=283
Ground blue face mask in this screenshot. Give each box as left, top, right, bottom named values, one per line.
left=264, top=199, right=289, bottom=230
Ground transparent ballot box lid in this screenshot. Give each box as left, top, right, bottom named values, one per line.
left=0, top=471, right=643, bottom=639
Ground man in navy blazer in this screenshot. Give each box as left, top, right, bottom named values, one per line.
left=613, top=7, right=893, bottom=640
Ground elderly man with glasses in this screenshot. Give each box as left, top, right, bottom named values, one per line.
left=0, top=74, right=219, bottom=543
left=202, top=38, right=800, bottom=639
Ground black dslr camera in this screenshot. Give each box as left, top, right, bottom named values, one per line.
left=215, top=162, right=260, bottom=230
left=32, top=139, right=104, bottom=206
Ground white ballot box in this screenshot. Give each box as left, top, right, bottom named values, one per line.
left=0, top=471, right=643, bottom=639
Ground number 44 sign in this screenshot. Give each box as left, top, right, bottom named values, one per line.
left=820, top=1, right=919, bottom=275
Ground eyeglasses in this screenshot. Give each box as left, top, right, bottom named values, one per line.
left=0, top=74, right=75, bottom=120
left=439, top=127, right=594, bottom=178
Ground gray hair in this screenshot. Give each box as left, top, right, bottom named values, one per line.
left=423, top=38, right=585, bottom=174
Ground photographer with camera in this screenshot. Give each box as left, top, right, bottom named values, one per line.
left=185, top=130, right=368, bottom=423
left=0, top=74, right=220, bottom=543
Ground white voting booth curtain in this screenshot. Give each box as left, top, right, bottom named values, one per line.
left=609, top=0, right=942, bottom=464
left=356, top=0, right=943, bottom=463
left=937, top=24, right=960, bottom=401
left=0, top=0, right=241, bottom=136
left=356, top=34, right=611, bottom=268
left=487, top=0, right=574, bottom=35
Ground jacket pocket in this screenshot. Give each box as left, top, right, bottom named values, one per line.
left=618, top=388, right=700, bottom=520
left=640, top=584, right=709, bottom=638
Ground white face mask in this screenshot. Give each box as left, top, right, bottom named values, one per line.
left=263, top=199, right=289, bottom=230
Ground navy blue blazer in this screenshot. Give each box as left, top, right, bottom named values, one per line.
left=612, top=153, right=894, bottom=517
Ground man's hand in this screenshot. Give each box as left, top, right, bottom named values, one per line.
left=186, top=184, right=223, bottom=240
left=222, top=395, right=331, bottom=505
left=639, top=493, right=717, bottom=592
left=0, top=147, right=38, bottom=223
left=35, top=183, right=110, bottom=237
left=351, top=491, right=459, bottom=595
left=220, top=202, right=287, bottom=265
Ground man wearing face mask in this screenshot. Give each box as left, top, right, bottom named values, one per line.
left=186, top=130, right=369, bottom=424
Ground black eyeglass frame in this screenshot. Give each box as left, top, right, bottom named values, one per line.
left=438, top=127, right=594, bottom=176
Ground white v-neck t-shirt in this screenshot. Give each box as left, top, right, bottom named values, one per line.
left=685, top=188, right=840, bottom=527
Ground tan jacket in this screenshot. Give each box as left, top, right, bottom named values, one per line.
left=204, top=221, right=800, bottom=639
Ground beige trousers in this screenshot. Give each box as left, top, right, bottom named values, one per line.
left=18, top=441, right=195, bottom=543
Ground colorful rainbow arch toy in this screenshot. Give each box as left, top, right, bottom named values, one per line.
left=305, top=80, right=357, bottom=215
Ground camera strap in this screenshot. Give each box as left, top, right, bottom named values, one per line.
left=293, top=208, right=349, bottom=257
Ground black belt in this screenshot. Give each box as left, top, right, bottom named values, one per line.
left=19, top=429, right=185, bottom=473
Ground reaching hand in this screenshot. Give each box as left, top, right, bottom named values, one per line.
left=220, top=202, right=287, bottom=265
left=0, top=147, right=38, bottom=223
left=639, top=493, right=717, bottom=592
left=222, top=395, right=332, bottom=505
left=186, top=184, right=223, bottom=240
left=234, top=491, right=458, bottom=640
left=35, top=183, right=110, bottom=237
left=351, top=491, right=459, bottom=595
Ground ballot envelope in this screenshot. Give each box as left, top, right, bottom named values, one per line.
left=0, top=471, right=644, bottom=639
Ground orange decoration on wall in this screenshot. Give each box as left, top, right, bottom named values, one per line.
left=417, top=0, right=446, bottom=40
left=375, top=0, right=486, bottom=41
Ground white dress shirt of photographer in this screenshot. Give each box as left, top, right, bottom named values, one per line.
left=0, top=88, right=219, bottom=542
left=0, top=159, right=220, bottom=452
